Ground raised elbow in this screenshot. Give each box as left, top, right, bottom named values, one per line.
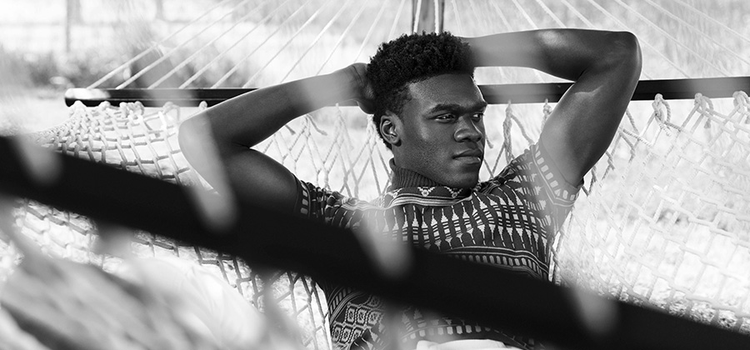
left=177, top=116, right=195, bottom=156
left=177, top=114, right=211, bottom=168
left=607, top=31, right=642, bottom=79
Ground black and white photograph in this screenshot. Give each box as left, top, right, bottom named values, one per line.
left=0, top=1, right=748, bottom=349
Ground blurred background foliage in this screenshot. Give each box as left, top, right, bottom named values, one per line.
left=0, top=0, right=263, bottom=89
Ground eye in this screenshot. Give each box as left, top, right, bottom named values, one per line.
left=436, top=114, right=456, bottom=122
left=472, top=113, right=484, bottom=122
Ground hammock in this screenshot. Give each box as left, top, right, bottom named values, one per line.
left=2, top=0, right=750, bottom=349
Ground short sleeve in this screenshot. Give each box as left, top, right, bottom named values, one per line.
left=480, top=141, right=583, bottom=234
left=292, top=176, right=346, bottom=222
left=291, top=177, right=351, bottom=295
left=526, top=140, right=582, bottom=206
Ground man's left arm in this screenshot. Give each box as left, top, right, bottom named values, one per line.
left=463, top=29, right=642, bottom=186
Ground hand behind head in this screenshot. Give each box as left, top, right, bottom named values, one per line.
left=348, top=63, right=376, bottom=114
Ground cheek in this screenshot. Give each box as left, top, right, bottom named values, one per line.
left=412, top=121, right=453, bottom=142
left=401, top=127, right=443, bottom=164
left=402, top=121, right=432, bottom=145
left=411, top=128, right=452, bottom=153
left=400, top=119, right=458, bottom=156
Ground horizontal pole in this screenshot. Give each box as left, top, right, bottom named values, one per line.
left=2, top=135, right=750, bottom=349
left=64, top=76, right=750, bottom=107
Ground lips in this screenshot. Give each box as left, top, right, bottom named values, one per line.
left=454, top=149, right=483, bottom=165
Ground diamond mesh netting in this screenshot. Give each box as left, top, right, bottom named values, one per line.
left=554, top=92, right=750, bottom=331
left=2, top=102, right=334, bottom=349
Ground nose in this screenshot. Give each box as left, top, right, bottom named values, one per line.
left=454, top=116, right=483, bottom=143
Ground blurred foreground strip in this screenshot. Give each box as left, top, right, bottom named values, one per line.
left=0, top=247, right=224, bottom=350
left=0, top=224, right=299, bottom=350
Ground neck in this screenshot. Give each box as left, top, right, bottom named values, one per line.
left=388, top=159, right=442, bottom=190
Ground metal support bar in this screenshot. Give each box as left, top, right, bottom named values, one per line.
left=412, top=0, right=445, bottom=33
left=64, top=76, right=750, bottom=108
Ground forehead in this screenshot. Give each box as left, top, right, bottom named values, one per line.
left=405, top=73, right=485, bottom=111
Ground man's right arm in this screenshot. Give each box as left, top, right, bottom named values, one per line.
left=178, top=64, right=372, bottom=214
left=463, top=29, right=642, bottom=187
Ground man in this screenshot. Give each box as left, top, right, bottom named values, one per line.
left=179, top=29, right=642, bottom=350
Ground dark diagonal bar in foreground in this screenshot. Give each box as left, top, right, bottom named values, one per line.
left=1, top=136, right=748, bottom=350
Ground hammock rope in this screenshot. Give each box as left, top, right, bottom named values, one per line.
left=242, top=0, right=337, bottom=87
left=583, top=0, right=691, bottom=78
left=674, top=0, right=750, bottom=48
left=492, top=0, right=549, bottom=84
left=533, top=0, right=567, bottom=28
left=349, top=0, right=389, bottom=64
left=86, top=0, right=238, bottom=89
left=213, top=0, right=317, bottom=87
left=555, top=0, right=662, bottom=81
left=278, top=0, right=360, bottom=84
left=180, top=0, right=292, bottom=88
left=641, top=0, right=750, bottom=69
left=152, top=0, right=280, bottom=88
left=118, top=0, right=256, bottom=89
left=412, top=0, right=423, bottom=33
left=612, top=0, right=730, bottom=77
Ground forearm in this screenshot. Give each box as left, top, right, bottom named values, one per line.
left=463, top=29, right=639, bottom=82
left=178, top=64, right=371, bottom=205
left=188, top=67, right=360, bottom=152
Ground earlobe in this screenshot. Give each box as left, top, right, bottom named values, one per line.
left=380, top=112, right=401, bottom=146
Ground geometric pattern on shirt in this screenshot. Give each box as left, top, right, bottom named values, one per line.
left=294, top=143, right=581, bottom=350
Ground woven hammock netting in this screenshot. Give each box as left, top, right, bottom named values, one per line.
left=2, top=0, right=750, bottom=349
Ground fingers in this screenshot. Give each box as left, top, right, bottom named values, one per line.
left=348, top=63, right=376, bottom=114
left=357, top=100, right=376, bottom=115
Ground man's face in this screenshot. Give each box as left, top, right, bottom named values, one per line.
left=393, top=73, right=487, bottom=188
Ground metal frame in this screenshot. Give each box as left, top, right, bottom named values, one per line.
left=64, top=76, right=750, bottom=107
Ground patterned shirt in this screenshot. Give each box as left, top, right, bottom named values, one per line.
left=294, top=142, right=581, bottom=350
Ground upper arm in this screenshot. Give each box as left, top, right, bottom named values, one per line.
left=539, top=31, right=642, bottom=185
left=176, top=68, right=361, bottom=216
left=222, top=148, right=299, bottom=213
left=178, top=114, right=299, bottom=214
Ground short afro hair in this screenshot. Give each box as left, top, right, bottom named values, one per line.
left=366, top=31, right=475, bottom=148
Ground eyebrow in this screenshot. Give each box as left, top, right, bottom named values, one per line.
left=426, top=101, right=488, bottom=115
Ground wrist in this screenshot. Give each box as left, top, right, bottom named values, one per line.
left=337, top=63, right=375, bottom=114
left=338, top=63, right=369, bottom=101
left=302, top=67, right=360, bottom=105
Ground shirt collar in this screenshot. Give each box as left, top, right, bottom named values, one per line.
left=387, top=159, right=442, bottom=190
left=382, top=159, right=472, bottom=207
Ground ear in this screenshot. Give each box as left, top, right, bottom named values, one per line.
left=379, top=112, right=401, bottom=147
